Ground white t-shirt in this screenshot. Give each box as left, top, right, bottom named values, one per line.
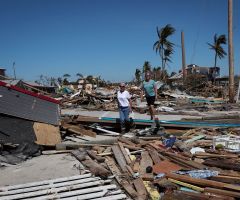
left=117, top=90, right=131, bottom=107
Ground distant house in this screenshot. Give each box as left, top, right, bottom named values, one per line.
left=186, top=64, right=220, bottom=78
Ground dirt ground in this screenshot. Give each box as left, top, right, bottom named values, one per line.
left=0, top=154, right=80, bottom=187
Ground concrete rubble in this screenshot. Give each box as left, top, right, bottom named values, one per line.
left=0, top=78, right=240, bottom=200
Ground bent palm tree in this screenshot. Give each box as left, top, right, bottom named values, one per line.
left=153, top=24, right=175, bottom=75
left=207, top=34, right=227, bottom=67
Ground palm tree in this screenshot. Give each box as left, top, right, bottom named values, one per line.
left=152, top=67, right=157, bottom=80
left=63, top=73, right=71, bottom=79
left=153, top=24, right=175, bottom=74
left=135, top=69, right=141, bottom=85
left=207, top=34, right=227, bottom=67
left=86, top=75, right=94, bottom=84
left=63, top=74, right=71, bottom=85
left=142, top=61, right=151, bottom=74
left=163, top=48, right=173, bottom=67
left=156, top=67, right=161, bottom=81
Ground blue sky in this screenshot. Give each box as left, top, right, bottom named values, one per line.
left=0, top=0, right=239, bottom=82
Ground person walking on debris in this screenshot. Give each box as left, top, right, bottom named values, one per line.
left=117, top=82, right=132, bottom=133
left=141, top=71, right=160, bottom=125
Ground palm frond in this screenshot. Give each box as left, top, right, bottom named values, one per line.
left=217, top=34, right=227, bottom=45
left=207, top=42, right=215, bottom=50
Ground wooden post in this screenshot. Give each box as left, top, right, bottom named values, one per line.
left=181, top=31, right=186, bottom=82
left=228, top=0, right=234, bottom=102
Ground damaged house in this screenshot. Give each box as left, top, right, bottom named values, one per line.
left=0, top=81, right=61, bottom=164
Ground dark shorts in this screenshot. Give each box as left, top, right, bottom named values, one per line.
left=146, top=96, right=155, bottom=106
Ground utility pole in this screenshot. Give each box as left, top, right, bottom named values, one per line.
left=13, top=62, right=16, bottom=80
left=181, top=31, right=186, bottom=82
left=228, top=0, right=234, bottom=102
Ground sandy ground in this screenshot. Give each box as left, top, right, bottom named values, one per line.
left=0, top=154, right=80, bottom=187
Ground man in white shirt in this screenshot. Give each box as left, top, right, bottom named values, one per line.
left=117, top=82, right=132, bottom=133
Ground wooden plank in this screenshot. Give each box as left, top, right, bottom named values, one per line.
left=118, top=137, right=136, bottom=146
left=168, top=178, right=204, bottom=192
left=0, top=174, right=92, bottom=191
left=195, top=152, right=238, bottom=159
left=126, top=165, right=134, bottom=177
left=155, top=178, right=178, bottom=191
left=141, top=174, right=154, bottom=181
left=111, top=145, right=128, bottom=173
left=122, top=182, right=138, bottom=199
left=87, top=194, right=127, bottom=200
left=139, top=151, right=153, bottom=177
left=1, top=184, right=116, bottom=200
left=166, top=173, right=240, bottom=192
left=105, top=156, right=123, bottom=184
left=204, top=187, right=240, bottom=198
left=41, top=150, right=72, bottom=155
left=86, top=150, right=105, bottom=163
left=203, top=159, right=240, bottom=171
left=67, top=125, right=96, bottom=138
left=152, top=160, right=182, bottom=174
left=163, top=190, right=234, bottom=200
left=163, top=151, right=207, bottom=169
left=133, top=160, right=140, bottom=173
left=81, top=159, right=111, bottom=179
left=56, top=143, right=112, bottom=151
left=71, top=149, right=87, bottom=162
left=0, top=177, right=100, bottom=196
left=133, top=178, right=148, bottom=200
left=89, top=194, right=127, bottom=200
left=122, top=144, right=143, bottom=151
left=118, top=142, right=132, bottom=165
left=146, top=147, right=161, bottom=165
left=210, top=175, right=240, bottom=184
left=33, top=122, right=61, bottom=146
left=92, top=145, right=106, bottom=154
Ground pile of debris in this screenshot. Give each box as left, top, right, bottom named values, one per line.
left=1, top=78, right=240, bottom=200
left=44, top=117, right=240, bottom=200
left=185, top=81, right=224, bottom=98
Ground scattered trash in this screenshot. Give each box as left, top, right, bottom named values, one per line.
left=190, top=147, right=205, bottom=154
left=176, top=170, right=219, bottom=179
left=163, top=136, right=176, bottom=148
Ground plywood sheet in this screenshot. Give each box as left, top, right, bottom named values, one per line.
left=33, top=122, right=61, bottom=146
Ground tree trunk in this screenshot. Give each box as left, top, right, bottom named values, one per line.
left=214, top=52, right=217, bottom=67
left=181, top=31, right=186, bottom=82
